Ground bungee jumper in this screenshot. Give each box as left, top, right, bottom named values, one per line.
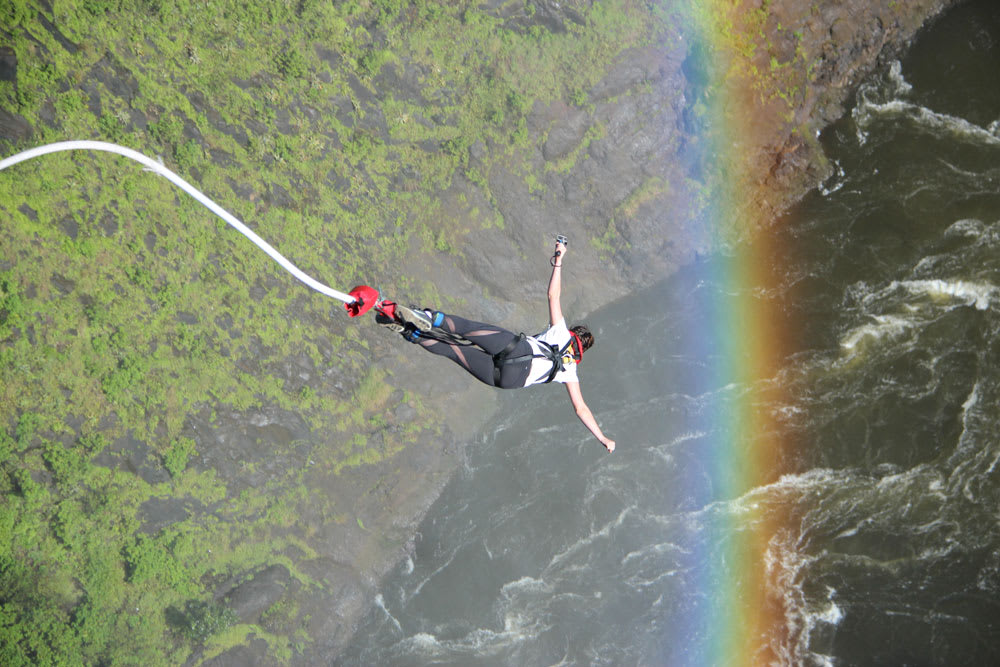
left=371, top=237, right=616, bottom=453
left=0, top=141, right=615, bottom=452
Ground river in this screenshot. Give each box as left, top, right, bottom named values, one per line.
left=339, top=2, right=1000, bottom=664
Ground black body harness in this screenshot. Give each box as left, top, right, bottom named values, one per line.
left=492, top=333, right=579, bottom=386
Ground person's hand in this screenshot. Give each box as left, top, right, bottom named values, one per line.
left=554, top=240, right=567, bottom=262
left=603, top=439, right=615, bottom=453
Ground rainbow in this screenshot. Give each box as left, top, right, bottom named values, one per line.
left=669, top=1, right=795, bottom=664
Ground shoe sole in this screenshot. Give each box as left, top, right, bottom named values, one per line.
left=375, top=312, right=406, bottom=333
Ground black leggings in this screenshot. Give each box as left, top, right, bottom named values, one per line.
left=416, top=312, right=532, bottom=389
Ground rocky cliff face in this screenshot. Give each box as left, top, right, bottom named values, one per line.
left=703, top=0, right=964, bottom=235
left=403, top=0, right=965, bottom=321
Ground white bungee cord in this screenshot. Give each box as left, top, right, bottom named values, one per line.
left=0, top=140, right=358, bottom=305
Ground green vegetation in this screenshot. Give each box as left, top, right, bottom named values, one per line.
left=167, top=600, right=239, bottom=642
left=694, top=0, right=808, bottom=115
left=1, top=0, right=657, bottom=662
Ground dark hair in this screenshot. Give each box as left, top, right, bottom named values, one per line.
left=570, top=325, right=594, bottom=353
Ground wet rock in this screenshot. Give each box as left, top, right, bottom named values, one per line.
left=208, top=148, right=233, bottom=166
left=298, top=558, right=369, bottom=657
left=127, top=108, right=148, bottom=133
left=184, top=406, right=310, bottom=492
left=314, top=45, right=343, bottom=69
left=221, top=564, right=291, bottom=622
left=36, top=99, right=56, bottom=129
left=226, top=177, right=255, bottom=201
left=211, top=313, right=233, bottom=333
left=276, top=350, right=316, bottom=392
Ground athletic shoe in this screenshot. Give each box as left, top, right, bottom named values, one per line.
left=395, top=305, right=433, bottom=331
left=375, top=311, right=405, bottom=333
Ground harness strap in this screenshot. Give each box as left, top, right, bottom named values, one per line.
left=492, top=334, right=570, bottom=386
left=540, top=343, right=565, bottom=384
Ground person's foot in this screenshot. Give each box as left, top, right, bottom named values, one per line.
left=395, top=305, right=433, bottom=331
left=375, top=311, right=405, bottom=333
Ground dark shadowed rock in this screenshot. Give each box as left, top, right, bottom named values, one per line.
left=0, top=47, right=16, bottom=85
left=36, top=13, right=77, bottom=54
left=222, top=564, right=292, bottom=622
left=18, top=204, right=36, bottom=221
left=138, top=496, right=207, bottom=535
left=187, top=88, right=249, bottom=147
left=200, top=638, right=269, bottom=667
left=89, top=55, right=139, bottom=103
left=0, top=109, right=32, bottom=147
left=92, top=432, right=170, bottom=485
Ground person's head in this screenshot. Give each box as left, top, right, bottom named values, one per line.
left=570, top=325, right=594, bottom=357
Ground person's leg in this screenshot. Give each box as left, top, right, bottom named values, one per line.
left=414, top=337, right=497, bottom=385
left=413, top=312, right=530, bottom=387
left=378, top=304, right=510, bottom=351
left=429, top=312, right=520, bottom=355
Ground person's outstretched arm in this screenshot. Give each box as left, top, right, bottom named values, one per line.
left=566, top=381, right=615, bottom=452
left=548, top=240, right=566, bottom=326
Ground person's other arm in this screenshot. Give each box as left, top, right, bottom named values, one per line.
left=566, top=381, right=615, bottom=452
left=548, top=240, right=566, bottom=326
